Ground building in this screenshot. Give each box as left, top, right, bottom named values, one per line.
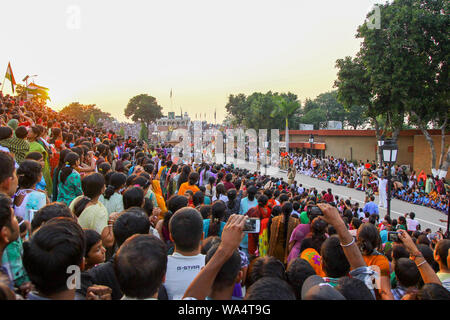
left=156, top=112, right=191, bottom=131
left=281, top=129, right=450, bottom=179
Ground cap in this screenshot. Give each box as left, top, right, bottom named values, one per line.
left=301, top=275, right=346, bottom=300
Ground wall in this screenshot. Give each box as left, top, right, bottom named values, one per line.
left=413, top=134, right=450, bottom=179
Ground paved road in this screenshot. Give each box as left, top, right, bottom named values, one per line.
left=224, top=159, right=448, bottom=233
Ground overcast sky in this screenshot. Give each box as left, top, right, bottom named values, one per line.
left=0, top=0, right=383, bottom=122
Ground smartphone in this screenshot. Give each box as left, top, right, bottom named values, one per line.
left=307, top=205, right=323, bottom=216
left=244, top=218, right=260, bottom=234
left=387, top=231, right=399, bottom=242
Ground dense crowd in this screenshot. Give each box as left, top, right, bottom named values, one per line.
left=278, top=153, right=449, bottom=213
left=0, top=91, right=449, bottom=301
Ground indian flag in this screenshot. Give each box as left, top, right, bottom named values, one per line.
left=27, top=82, right=50, bottom=100
left=4, top=62, right=16, bottom=93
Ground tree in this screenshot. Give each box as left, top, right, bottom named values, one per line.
left=119, top=127, right=125, bottom=137
left=59, top=102, right=112, bottom=123
left=345, top=105, right=369, bottom=130
left=89, top=113, right=96, bottom=126
left=299, top=108, right=327, bottom=130
left=124, top=94, right=163, bottom=134
left=139, top=122, right=149, bottom=142
left=271, top=95, right=301, bottom=150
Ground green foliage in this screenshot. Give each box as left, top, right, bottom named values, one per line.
left=124, top=94, right=163, bottom=126
left=59, top=102, right=112, bottom=123
left=225, top=91, right=300, bottom=130
left=89, top=113, right=96, bottom=126
left=139, top=122, right=149, bottom=142
left=119, top=127, right=125, bottom=137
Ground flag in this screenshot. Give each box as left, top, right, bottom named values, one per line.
left=170, top=89, right=172, bottom=99
left=214, top=108, right=216, bottom=121
left=27, top=82, right=50, bottom=100
left=4, top=62, right=16, bottom=93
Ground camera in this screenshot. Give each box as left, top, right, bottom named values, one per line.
left=244, top=218, right=260, bottom=234
left=307, top=205, right=323, bottom=217
left=387, top=231, right=399, bottom=242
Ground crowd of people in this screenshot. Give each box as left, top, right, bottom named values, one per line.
left=0, top=91, right=449, bottom=301
left=279, top=154, right=449, bottom=214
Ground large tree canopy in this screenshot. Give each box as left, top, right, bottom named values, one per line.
left=59, top=102, right=112, bottom=124
left=124, top=94, right=163, bottom=127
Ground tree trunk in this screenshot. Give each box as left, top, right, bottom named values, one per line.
left=411, top=111, right=439, bottom=177
left=440, top=146, right=450, bottom=178
left=373, top=117, right=382, bottom=164
left=438, top=115, right=448, bottom=171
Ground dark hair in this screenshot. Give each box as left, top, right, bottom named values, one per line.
left=245, top=277, right=296, bottom=300
left=17, top=160, right=42, bottom=189
left=336, top=277, right=374, bottom=300
left=0, top=126, right=13, bottom=140
left=31, top=202, right=74, bottom=232
left=0, top=152, right=15, bottom=185
left=59, top=152, right=79, bottom=185
left=201, top=236, right=220, bottom=255
left=113, top=207, right=150, bottom=247
left=321, top=235, right=350, bottom=278
left=395, top=258, right=420, bottom=288
left=247, top=186, right=257, bottom=201
left=286, top=258, right=316, bottom=300
left=0, top=194, right=13, bottom=232
left=104, top=172, right=127, bottom=200
left=132, top=176, right=151, bottom=190
left=15, top=126, right=28, bottom=139
left=416, top=283, right=450, bottom=300
left=246, top=256, right=286, bottom=288
left=114, top=234, right=167, bottom=299
left=169, top=207, right=203, bottom=252
left=177, top=165, right=191, bottom=190
left=97, top=162, right=111, bottom=176
left=123, top=187, right=144, bottom=210
left=188, top=172, right=199, bottom=185
left=435, top=239, right=450, bottom=269
left=167, top=195, right=188, bottom=213
left=22, top=218, right=85, bottom=296
left=192, top=191, right=204, bottom=207
left=206, top=243, right=241, bottom=292
left=281, top=202, right=293, bottom=249
left=300, top=217, right=328, bottom=254
left=84, top=229, right=102, bottom=258
left=392, top=244, right=410, bottom=262
left=357, top=223, right=380, bottom=255
left=198, top=205, right=212, bottom=219
left=73, top=173, right=105, bottom=217
left=209, top=201, right=226, bottom=237
left=25, top=151, right=43, bottom=161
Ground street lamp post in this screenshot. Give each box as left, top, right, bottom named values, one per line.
left=379, top=138, right=398, bottom=218
left=308, top=134, right=314, bottom=157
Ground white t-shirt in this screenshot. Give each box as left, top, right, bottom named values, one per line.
left=406, top=218, right=419, bottom=232
left=164, top=253, right=205, bottom=300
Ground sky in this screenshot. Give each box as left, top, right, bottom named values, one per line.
left=0, top=0, right=383, bottom=123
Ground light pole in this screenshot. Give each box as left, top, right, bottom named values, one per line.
left=379, top=138, right=398, bottom=218
left=308, top=134, right=314, bottom=157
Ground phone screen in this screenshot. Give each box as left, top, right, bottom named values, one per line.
left=244, top=218, right=260, bottom=234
